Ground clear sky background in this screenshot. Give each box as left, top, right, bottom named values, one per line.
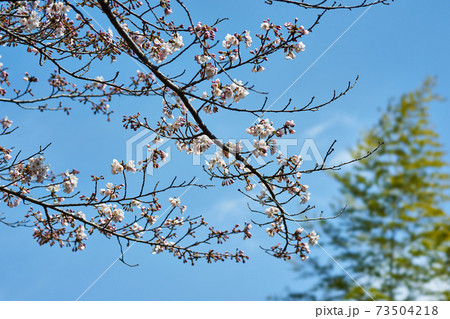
left=0, top=0, right=449, bottom=300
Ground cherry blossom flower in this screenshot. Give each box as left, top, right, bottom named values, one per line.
left=261, top=21, right=270, bottom=31
left=246, top=119, right=276, bottom=138
left=222, top=34, right=239, bottom=49
left=252, top=139, right=269, bottom=157
left=211, top=79, right=223, bottom=97
left=9, top=164, right=23, bottom=182
left=285, top=120, right=295, bottom=127
left=251, top=65, right=265, bottom=72
left=19, top=11, right=40, bottom=32
left=308, top=230, right=319, bottom=246
left=100, top=182, right=118, bottom=198
left=195, top=55, right=210, bottom=64
left=193, top=135, right=213, bottom=155
left=46, top=185, right=60, bottom=193
left=276, top=152, right=288, bottom=166
left=243, top=31, right=252, bottom=47
left=75, top=211, right=86, bottom=220
left=172, top=33, right=184, bottom=50
left=299, top=25, right=309, bottom=35
left=265, top=206, right=279, bottom=218
left=151, top=33, right=184, bottom=63
left=75, top=225, right=88, bottom=241
left=109, top=205, right=125, bottom=222
left=294, top=41, right=306, bottom=53
left=301, top=192, right=311, bottom=204
left=62, top=171, right=78, bottom=193
left=169, top=197, right=181, bottom=207
left=285, top=50, right=296, bottom=60
left=131, top=223, right=144, bottom=238
left=229, top=79, right=249, bottom=103
left=125, top=160, right=137, bottom=173
left=111, top=159, right=124, bottom=175
left=291, top=155, right=302, bottom=166
left=257, top=190, right=266, bottom=205
left=1, top=116, right=13, bottom=129
left=205, top=152, right=227, bottom=172
left=204, top=63, right=217, bottom=79
left=11, top=156, right=50, bottom=183
left=245, top=183, right=256, bottom=191
left=92, top=76, right=105, bottom=90
left=46, top=1, right=70, bottom=17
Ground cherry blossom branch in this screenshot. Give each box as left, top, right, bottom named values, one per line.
left=0, top=0, right=386, bottom=264
left=265, top=0, right=393, bottom=10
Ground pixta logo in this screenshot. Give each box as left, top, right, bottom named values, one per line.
left=126, top=130, right=171, bottom=176
left=127, top=129, right=324, bottom=175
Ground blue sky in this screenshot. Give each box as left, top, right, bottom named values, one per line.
left=1, top=0, right=449, bottom=300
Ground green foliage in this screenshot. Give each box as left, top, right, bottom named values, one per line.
left=288, top=79, right=450, bottom=301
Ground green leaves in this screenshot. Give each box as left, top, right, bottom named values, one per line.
left=288, top=79, right=450, bottom=300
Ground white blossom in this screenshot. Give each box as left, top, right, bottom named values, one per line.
left=301, top=192, right=310, bottom=204
left=20, top=11, right=40, bottom=31
left=252, top=139, right=269, bottom=157
left=169, top=197, right=181, bottom=207
left=111, top=159, right=124, bottom=175
left=294, top=41, right=306, bottom=53
left=125, top=160, right=137, bottom=173
left=244, top=31, right=252, bottom=48
left=75, top=225, right=87, bottom=241
left=196, top=55, right=210, bottom=64
left=28, top=156, right=49, bottom=183
left=131, top=222, right=144, bottom=238
left=46, top=185, right=60, bottom=192
left=1, top=116, right=13, bottom=129
left=222, top=34, right=239, bottom=49
left=308, top=230, right=319, bottom=246
left=92, top=76, right=105, bottom=90
left=204, top=64, right=217, bottom=79
left=62, top=171, right=78, bottom=193
left=246, top=119, right=275, bottom=138
left=205, top=152, right=227, bottom=172
left=285, top=50, right=296, bottom=60
left=245, top=183, right=256, bottom=191
left=75, top=211, right=86, bottom=220
left=261, top=21, right=270, bottom=31
left=192, top=135, right=213, bottom=155
left=229, top=79, right=249, bottom=102
left=131, top=199, right=142, bottom=207
left=265, top=206, right=279, bottom=218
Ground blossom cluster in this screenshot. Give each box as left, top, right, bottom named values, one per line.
left=246, top=118, right=276, bottom=138
left=210, top=79, right=249, bottom=104
left=96, top=203, right=125, bottom=223
left=9, top=155, right=49, bottom=184
left=16, top=1, right=71, bottom=35
left=150, top=33, right=184, bottom=63
left=18, top=8, right=40, bottom=32
left=169, top=196, right=187, bottom=212
left=111, top=159, right=137, bottom=175
left=60, top=171, right=78, bottom=193
left=129, top=28, right=185, bottom=64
